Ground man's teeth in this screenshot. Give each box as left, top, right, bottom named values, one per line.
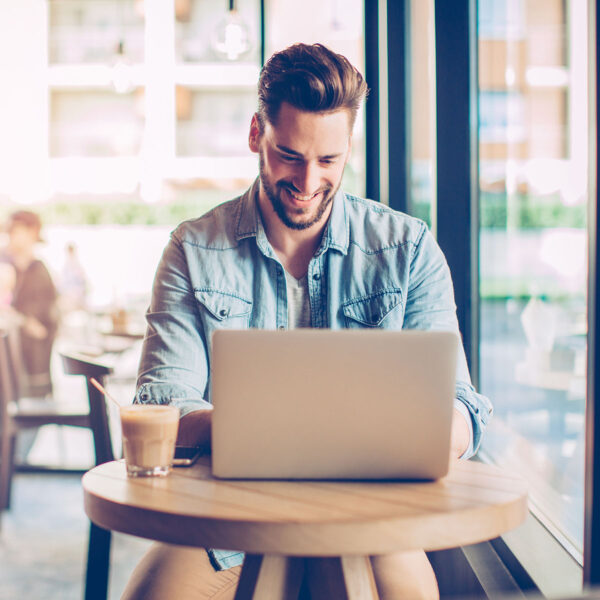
left=289, top=191, right=318, bottom=201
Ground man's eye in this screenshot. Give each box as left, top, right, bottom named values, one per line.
left=280, top=155, right=299, bottom=162
left=320, top=159, right=335, bottom=166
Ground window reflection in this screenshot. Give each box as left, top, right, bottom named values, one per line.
left=478, top=0, right=587, bottom=556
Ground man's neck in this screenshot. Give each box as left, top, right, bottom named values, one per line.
left=257, top=193, right=329, bottom=280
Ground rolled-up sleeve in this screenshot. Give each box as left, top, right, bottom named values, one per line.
left=135, top=232, right=211, bottom=415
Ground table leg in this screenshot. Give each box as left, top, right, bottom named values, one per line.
left=84, top=522, right=111, bottom=600
left=235, top=554, right=304, bottom=600
left=304, top=556, right=379, bottom=600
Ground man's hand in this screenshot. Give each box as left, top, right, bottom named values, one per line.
left=450, top=407, right=470, bottom=459
left=176, top=409, right=212, bottom=452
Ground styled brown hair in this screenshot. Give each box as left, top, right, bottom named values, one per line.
left=257, top=43, right=368, bottom=131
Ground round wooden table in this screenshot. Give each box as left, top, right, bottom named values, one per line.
left=83, top=457, right=528, bottom=599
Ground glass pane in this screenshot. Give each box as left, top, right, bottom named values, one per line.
left=478, top=0, right=587, bottom=557
left=50, top=89, right=144, bottom=157
left=49, top=0, right=145, bottom=65
left=409, top=0, right=436, bottom=227
left=172, top=0, right=262, bottom=206
left=175, top=88, right=256, bottom=157
left=175, top=0, right=261, bottom=64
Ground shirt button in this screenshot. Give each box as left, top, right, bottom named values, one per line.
left=219, top=308, right=229, bottom=317
left=313, top=273, right=321, bottom=281
left=278, top=325, right=285, bottom=330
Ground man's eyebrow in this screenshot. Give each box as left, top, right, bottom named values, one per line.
left=276, top=145, right=343, bottom=160
left=276, top=145, right=302, bottom=156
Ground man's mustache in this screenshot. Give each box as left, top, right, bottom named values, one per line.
left=277, top=181, right=331, bottom=195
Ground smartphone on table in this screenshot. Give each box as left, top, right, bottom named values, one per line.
left=173, top=446, right=203, bottom=467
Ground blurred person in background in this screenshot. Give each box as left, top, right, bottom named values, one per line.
left=0, top=210, right=59, bottom=398
left=59, top=242, right=88, bottom=313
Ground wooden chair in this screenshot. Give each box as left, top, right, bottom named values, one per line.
left=0, top=330, right=92, bottom=509
left=59, top=351, right=116, bottom=600
left=0, top=330, right=117, bottom=600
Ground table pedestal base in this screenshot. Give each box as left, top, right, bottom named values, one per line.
left=235, top=554, right=379, bottom=600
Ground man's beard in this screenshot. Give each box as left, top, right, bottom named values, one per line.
left=258, top=151, right=339, bottom=231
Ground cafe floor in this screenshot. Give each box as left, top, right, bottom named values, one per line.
left=0, top=451, right=152, bottom=600
left=0, top=356, right=152, bottom=600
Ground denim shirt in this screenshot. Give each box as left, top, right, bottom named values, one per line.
left=135, top=179, right=493, bottom=570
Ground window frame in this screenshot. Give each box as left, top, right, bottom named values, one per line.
left=434, top=0, right=480, bottom=380
left=584, top=0, right=600, bottom=587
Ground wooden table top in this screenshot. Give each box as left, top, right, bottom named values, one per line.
left=83, top=457, right=528, bottom=557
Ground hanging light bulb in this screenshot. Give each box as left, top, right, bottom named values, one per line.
left=211, top=0, right=252, bottom=61
left=111, top=40, right=135, bottom=94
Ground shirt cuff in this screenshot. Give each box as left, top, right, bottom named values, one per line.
left=171, top=398, right=212, bottom=419
left=207, top=549, right=245, bottom=571
left=134, top=383, right=212, bottom=418
left=454, top=398, right=474, bottom=459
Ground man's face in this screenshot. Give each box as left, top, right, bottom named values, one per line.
left=249, top=102, right=352, bottom=231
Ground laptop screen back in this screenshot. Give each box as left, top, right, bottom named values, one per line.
left=211, top=329, right=458, bottom=480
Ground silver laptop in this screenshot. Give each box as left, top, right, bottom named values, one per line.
left=211, top=329, right=458, bottom=480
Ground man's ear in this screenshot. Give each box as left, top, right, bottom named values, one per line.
left=248, top=113, right=261, bottom=153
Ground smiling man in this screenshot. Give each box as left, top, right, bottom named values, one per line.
left=126, top=43, right=492, bottom=600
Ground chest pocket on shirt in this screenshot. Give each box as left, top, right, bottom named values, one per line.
left=194, top=290, right=252, bottom=328
left=341, top=290, right=404, bottom=328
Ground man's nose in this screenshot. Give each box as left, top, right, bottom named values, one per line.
left=292, top=163, right=321, bottom=196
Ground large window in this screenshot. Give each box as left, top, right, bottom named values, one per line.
left=0, top=0, right=365, bottom=311
left=478, top=0, right=588, bottom=559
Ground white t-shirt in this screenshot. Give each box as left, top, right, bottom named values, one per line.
left=284, top=270, right=311, bottom=328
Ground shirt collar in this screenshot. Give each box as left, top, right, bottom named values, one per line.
left=235, top=178, right=349, bottom=256
left=320, top=187, right=349, bottom=255
left=235, top=178, right=261, bottom=241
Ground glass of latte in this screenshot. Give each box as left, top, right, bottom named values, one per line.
left=120, top=404, right=179, bottom=477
